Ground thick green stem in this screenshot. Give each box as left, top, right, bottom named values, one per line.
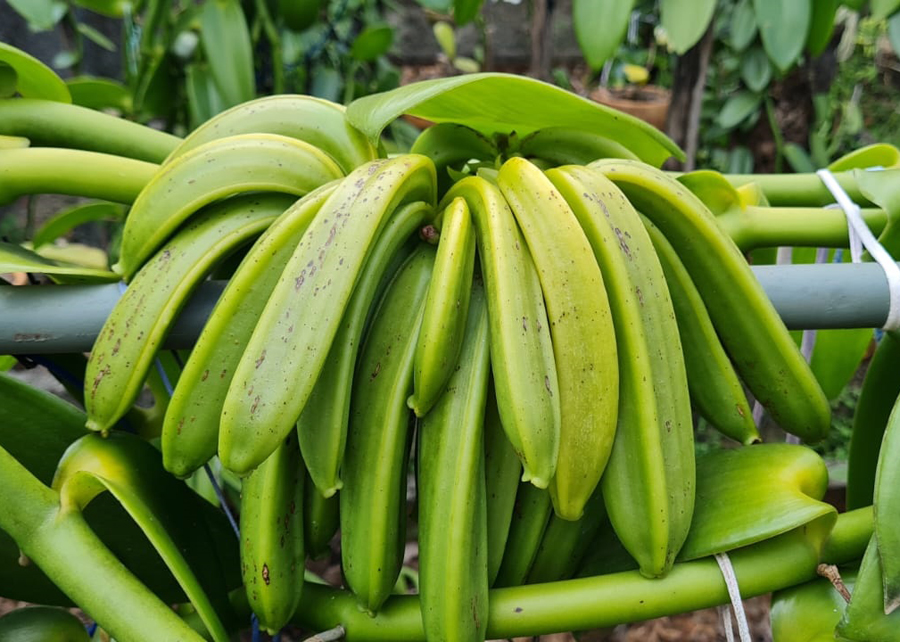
left=718, top=205, right=887, bottom=252
left=292, top=518, right=868, bottom=641
left=0, top=446, right=204, bottom=641
left=0, top=148, right=157, bottom=205
left=821, top=506, right=873, bottom=565
left=0, top=99, right=181, bottom=163
left=724, top=172, right=873, bottom=207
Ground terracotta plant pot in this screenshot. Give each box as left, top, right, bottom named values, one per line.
left=589, top=85, right=671, bottom=132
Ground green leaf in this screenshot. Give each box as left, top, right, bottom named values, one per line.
left=433, top=21, right=456, bottom=60
left=453, top=0, right=484, bottom=26
left=199, top=0, right=256, bottom=109
left=783, top=142, right=817, bottom=173
left=54, top=434, right=236, bottom=642
left=414, top=0, right=453, bottom=12
left=0, top=43, right=71, bottom=102
left=729, top=0, right=758, bottom=52
left=741, top=46, right=772, bottom=92
left=66, top=76, right=132, bottom=112
left=829, top=143, right=900, bottom=171
left=185, top=64, right=227, bottom=130
left=71, top=0, right=129, bottom=17
left=350, top=24, right=394, bottom=62
left=0, top=356, right=15, bottom=372
left=810, top=327, right=872, bottom=400
left=76, top=23, right=116, bottom=52
left=872, top=0, right=900, bottom=20
left=678, top=444, right=836, bottom=561
left=716, top=90, right=762, bottom=129
left=727, top=146, right=754, bottom=174
left=0, top=63, right=16, bottom=99
left=0, top=241, right=118, bottom=284
left=771, top=571, right=855, bottom=642
left=6, top=0, right=67, bottom=31
left=660, top=0, right=716, bottom=54
left=52, top=50, right=79, bottom=71
left=677, top=170, right=741, bottom=216
left=346, top=73, right=684, bottom=166
left=573, top=0, right=635, bottom=71
left=33, top=202, right=126, bottom=248
left=452, top=56, right=480, bottom=74
left=753, top=0, right=812, bottom=72
left=889, top=12, right=900, bottom=59
left=310, top=66, right=343, bottom=102
left=806, top=0, right=838, bottom=57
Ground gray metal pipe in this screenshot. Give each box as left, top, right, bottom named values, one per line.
left=0, top=263, right=896, bottom=354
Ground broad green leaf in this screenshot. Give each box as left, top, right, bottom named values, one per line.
left=890, top=12, right=900, bottom=59
left=454, top=0, right=483, bottom=26
left=677, top=170, right=741, bottom=216
left=346, top=73, right=684, bottom=166
left=54, top=434, right=236, bottom=642
left=52, top=50, right=79, bottom=71
left=678, top=444, right=836, bottom=561
left=783, top=142, right=817, bottom=173
left=414, top=0, right=453, bottom=12
left=30, top=243, right=109, bottom=271
left=350, top=24, right=394, bottom=62
left=729, top=0, right=758, bottom=51
left=810, top=327, right=872, bottom=400
left=72, top=0, right=129, bottom=16
left=727, top=146, right=754, bottom=174
left=873, top=0, right=900, bottom=20
left=199, top=0, right=256, bottom=109
left=310, top=66, right=343, bottom=102
left=33, top=202, right=126, bottom=249
left=279, top=0, right=323, bottom=31
left=0, top=63, right=16, bottom=99
left=806, top=0, right=838, bottom=57
left=453, top=56, right=480, bottom=74
left=856, top=167, right=900, bottom=256
left=6, top=0, right=67, bottom=31
left=76, top=23, right=116, bottom=52
left=753, top=0, right=811, bottom=72
left=0, top=43, right=71, bottom=102
left=741, top=46, right=772, bottom=92
left=573, top=0, right=635, bottom=71
left=717, top=90, right=762, bottom=129
left=836, top=537, right=900, bottom=639
left=0, top=241, right=118, bottom=283
left=660, top=0, right=716, bottom=54
left=67, top=76, right=132, bottom=112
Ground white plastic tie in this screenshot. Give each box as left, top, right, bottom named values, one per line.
left=715, top=552, right=752, bottom=642
left=817, top=169, right=900, bottom=331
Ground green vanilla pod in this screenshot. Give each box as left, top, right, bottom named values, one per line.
left=417, top=278, right=490, bottom=642
left=340, top=245, right=436, bottom=614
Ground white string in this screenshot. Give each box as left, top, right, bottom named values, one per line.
left=817, top=169, right=900, bottom=331
left=715, top=553, right=752, bottom=642
left=719, top=605, right=735, bottom=642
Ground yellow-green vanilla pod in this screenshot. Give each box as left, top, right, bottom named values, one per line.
left=483, top=383, right=523, bottom=586
left=409, top=196, right=476, bottom=417
left=847, top=331, right=900, bottom=509
left=549, top=165, right=693, bottom=578
left=527, top=485, right=607, bottom=584
left=240, top=435, right=305, bottom=634
left=304, top=476, right=339, bottom=560
left=518, top=126, right=639, bottom=167
left=116, top=133, right=343, bottom=280
left=591, top=158, right=830, bottom=442
left=85, top=195, right=286, bottom=434
left=642, top=216, right=758, bottom=445
left=162, top=185, right=336, bottom=478
left=837, top=536, right=900, bottom=641
left=499, top=158, right=618, bottom=521
left=410, top=123, right=497, bottom=196
left=441, top=176, right=559, bottom=488
left=167, top=94, right=379, bottom=173
left=341, top=245, right=436, bottom=614
left=679, top=444, right=836, bottom=561
left=874, top=390, right=900, bottom=613
left=298, top=201, right=432, bottom=496
left=494, top=482, right=552, bottom=588
left=220, top=156, right=436, bottom=476
left=417, top=279, right=490, bottom=642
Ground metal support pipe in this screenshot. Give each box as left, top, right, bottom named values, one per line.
left=0, top=263, right=896, bottom=354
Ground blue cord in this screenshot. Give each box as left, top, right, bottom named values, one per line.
left=251, top=614, right=261, bottom=642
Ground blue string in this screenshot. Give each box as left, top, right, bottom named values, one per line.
left=204, top=462, right=241, bottom=539
left=273, top=632, right=282, bottom=642
left=86, top=621, right=98, bottom=637
left=251, top=614, right=261, bottom=642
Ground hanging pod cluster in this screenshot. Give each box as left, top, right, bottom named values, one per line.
left=0, top=55, right=894, bottom=641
